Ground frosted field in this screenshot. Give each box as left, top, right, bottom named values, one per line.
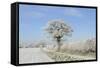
left=19, top=48, right=96, bottom=64
left=19, top=48, right=54, bottom=64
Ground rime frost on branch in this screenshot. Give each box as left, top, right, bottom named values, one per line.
left=45, top=19, right=73, bottom=38
left=44, top=19, right=73, bottom=51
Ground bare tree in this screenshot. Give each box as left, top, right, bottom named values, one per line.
left=45, top=19, right=73, bottom=51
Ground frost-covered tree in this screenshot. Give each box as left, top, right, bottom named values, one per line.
left=45, top=19, right=73, bottom=51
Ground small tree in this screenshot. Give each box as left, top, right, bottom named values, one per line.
left=45, top=19, right=73, bottom=51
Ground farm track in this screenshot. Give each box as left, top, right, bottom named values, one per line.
left=19, top=48, right=54, bottom=64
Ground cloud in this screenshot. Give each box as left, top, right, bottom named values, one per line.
left=65, top=7, right=82, bottom=17
left=27, top=11, right=45, bottom=18
left=20, top=5, right=45, bottom=18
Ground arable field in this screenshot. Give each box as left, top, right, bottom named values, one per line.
left=45, top=50, right=96, bottom=62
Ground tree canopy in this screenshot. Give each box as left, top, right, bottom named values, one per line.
left=45, top=19, right=73, bottom=39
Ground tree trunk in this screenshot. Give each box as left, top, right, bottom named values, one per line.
left=56, top=38, right=61, bottom=52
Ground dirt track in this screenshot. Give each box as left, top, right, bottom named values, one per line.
left=19, top=48, right=54, bottom=64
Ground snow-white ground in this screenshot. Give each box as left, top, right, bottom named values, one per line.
left=43, top=48, right=96, bottom=61
left=19, top=48, right=54, bottom=64
left=19, top=48, right=96, bottom=64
